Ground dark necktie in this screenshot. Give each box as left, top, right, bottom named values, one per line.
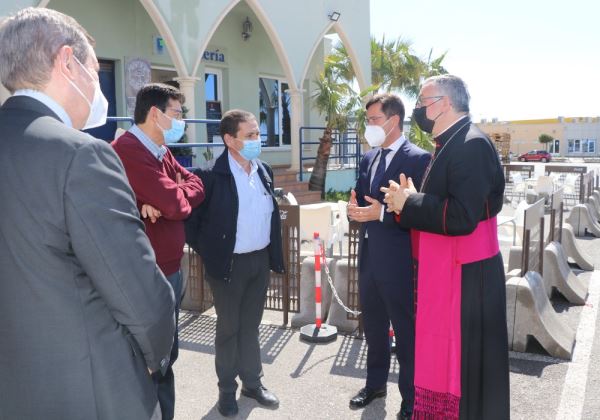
left=370, top=148, right=391, bottom=198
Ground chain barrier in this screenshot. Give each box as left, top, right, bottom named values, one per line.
left=319, top=244, right=361, bottom=316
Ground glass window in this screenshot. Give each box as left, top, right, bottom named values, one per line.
left=574, top=139, right=581, bottom=152
left=568, top=139, right=574, bottom=153
left=258, top=77, right=291, bottom=147
left=589, top=139, right=596, bottom=154
left=205, top=73, right=218, bottom=101
left=281, top=82, right=291, bottom=145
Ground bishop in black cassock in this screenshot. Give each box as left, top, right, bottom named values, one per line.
left=383, top=75, right=510, bottom=420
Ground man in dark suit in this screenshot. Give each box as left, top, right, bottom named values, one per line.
left=0, top=8, right=175, bottom=419
left=347, top=93, right=430, bottom=420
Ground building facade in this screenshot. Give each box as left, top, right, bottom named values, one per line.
left=478, top=117, right=600, bottom=158
left=0, top=0, right=371, bottom=170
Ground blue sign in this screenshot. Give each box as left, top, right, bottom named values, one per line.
left=203, top=49, right=225, bottom=63
left=154, top=36, right=165, bottom=55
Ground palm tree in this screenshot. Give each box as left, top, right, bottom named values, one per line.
left=309, top=36, right=448, bottom=190
left=308, top=56, right=364, bottom=193
left=407, top=48, right=448, bottom=152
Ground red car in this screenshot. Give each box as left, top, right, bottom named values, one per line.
left=518, top=150, right=552, bottom=162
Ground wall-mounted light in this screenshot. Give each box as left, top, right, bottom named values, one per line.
left=242, top=17, right=253, bottom=41
left=328, top=11, right=340, bottom=22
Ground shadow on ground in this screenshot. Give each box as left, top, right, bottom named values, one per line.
left=178, top=312, right=294, bottom=364
left=329, top=334, right=399, bottom=383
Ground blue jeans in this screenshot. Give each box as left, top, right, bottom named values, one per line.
left=153, top=269, right=182, bottom=420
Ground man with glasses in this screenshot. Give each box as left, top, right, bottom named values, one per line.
left=0, top=8, right=176, bottom=419
left=112, top=83, right=205, bottom=420
left=382, top=75, right=510, bottom=419
left=347, top=93, right=430, bottom=420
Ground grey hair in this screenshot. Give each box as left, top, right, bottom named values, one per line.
left=0, top=7, right=94, bottom=93
left=424, top=75, right=470, bottom=113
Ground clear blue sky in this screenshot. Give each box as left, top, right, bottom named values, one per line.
left=370, top=0, right=600, bottom=121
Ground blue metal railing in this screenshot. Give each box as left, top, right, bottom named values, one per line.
left=106, top=116, right=223, bottom=170
left=106, top=116, right=221, bottom=128
left=106, top=118, right=363, bottom=174
left=298, top=126, right=361, bottom=181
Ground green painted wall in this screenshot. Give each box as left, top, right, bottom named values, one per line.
left=50, top=0, right=176, bottom=119
left=4, top=1, right=350, bottom=166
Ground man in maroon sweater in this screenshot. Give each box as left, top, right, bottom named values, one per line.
left=112, top=83, right=204, bottom=420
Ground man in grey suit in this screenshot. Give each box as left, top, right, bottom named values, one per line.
left=0, top=8, right=175, bottom=420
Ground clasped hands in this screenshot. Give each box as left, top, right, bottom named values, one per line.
left=380, top=173, right=417, bottom=215
left=347, top=189, right=383, bottom=222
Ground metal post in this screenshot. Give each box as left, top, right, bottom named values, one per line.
left=299, top=127, right=304, bottom=181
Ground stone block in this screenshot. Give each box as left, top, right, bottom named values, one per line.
left=586, top=199, right=600, bottom=223
left=566, top=205, right=600, bottom=237
left=326, top=260, right=360, bottom=333
left=543, top=242, right=589, bottom=304
left=506, top=272, right=575, bottom=360
left=561, top=224, right=594, bottom=271
left=507, top=246, right=523, bottom=273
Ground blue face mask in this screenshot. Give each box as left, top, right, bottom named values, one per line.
left=157, top=111, right=185, bottom=143
left=239, top=139, right=262, bottom=161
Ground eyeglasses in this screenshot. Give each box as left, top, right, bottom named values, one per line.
left=415, top=95, right=444, bottom=107
left=166, top=107, right=184, bottom=119
left=365, top=115, right=386, bottom=124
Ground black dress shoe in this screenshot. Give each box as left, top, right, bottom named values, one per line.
left=349, top=387, right=387, bottom=409
left=217, top=391, right=238, bottom=417
left=241, top=385, right=280, bottom=408
left=397, top=400, right=413, bottom=420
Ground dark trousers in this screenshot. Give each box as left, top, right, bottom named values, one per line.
left=153, top=269, right=183, bottom=420
left=359, top=240, right=415, bottom=405
left=459, top=254, right=510, bottom=420
left=206, top=248, right=270, bottom=393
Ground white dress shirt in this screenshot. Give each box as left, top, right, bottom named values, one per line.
left=369, top=134, right=405, bottom=222
left=229, top=153, right=273, bottom=253
left=13, top=89, right=73, bottom=127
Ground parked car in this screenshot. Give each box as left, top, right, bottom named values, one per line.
left=518, top=150, right=552, bottom=162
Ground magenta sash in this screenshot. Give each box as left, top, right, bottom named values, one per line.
left=413, top=217, right=499, bottom=419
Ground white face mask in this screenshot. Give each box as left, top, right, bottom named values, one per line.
left=63, top=56, right=108, bottom=130
left=364, top=118, right=391, bottom=147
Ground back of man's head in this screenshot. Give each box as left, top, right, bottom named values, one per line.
left=0, top=7, right=94, bottom=93
left=134, top=83, right=185, bottom=124
left=220, top=109, right=255, bottom=142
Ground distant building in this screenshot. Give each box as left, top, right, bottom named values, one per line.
left=477, top=117, right=600, bottom=158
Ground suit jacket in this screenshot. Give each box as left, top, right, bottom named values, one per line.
left=0, top=96, right=176, bottom=420
left=185, top=148, right=284, bottom=282
left=355, top=138, right=431, bottom=278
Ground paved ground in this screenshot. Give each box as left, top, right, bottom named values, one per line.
left=174, top=199, right=600, bottom=419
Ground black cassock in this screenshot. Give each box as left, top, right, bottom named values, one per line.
left=398, top=117, right=510, bottom=420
